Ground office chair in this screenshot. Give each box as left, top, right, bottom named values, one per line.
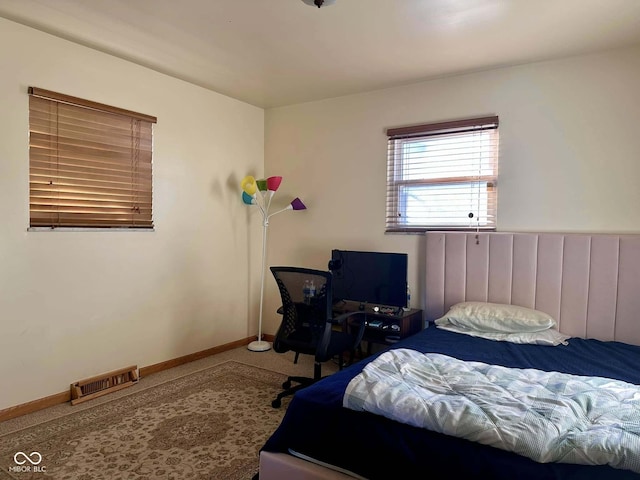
left=269, top=266, right=366, bottom=408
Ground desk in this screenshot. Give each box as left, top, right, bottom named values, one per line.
left=332, top=301, right=423, bottom=355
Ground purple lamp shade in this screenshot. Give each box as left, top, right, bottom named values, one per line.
left=266, top=176, right=283, bottom=192
left=290, top=197, right=306, bottom=211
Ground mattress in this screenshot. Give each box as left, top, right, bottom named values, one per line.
left=260, top=325, right=640, bottom=479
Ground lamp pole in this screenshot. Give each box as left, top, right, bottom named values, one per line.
left=247, top=215, right=271, bottom=352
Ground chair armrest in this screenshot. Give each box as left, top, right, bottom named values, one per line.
left=333, top=311, right=368, bottom=349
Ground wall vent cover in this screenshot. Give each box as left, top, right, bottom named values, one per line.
left=70, top=365, right=138, bottom=405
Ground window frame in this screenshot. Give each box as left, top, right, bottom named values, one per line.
left=28, top=87, right=157, bottom=230
left=385, top=115, right=499, bottom=233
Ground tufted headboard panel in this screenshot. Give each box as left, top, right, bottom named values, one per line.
left=425, top=232, right=640, bottom=346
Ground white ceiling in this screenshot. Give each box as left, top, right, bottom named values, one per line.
left=2, top=0, right=640, bottom=108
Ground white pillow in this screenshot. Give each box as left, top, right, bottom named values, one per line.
left=434, top=301, right=556, bottom=333
left=436, top=323, right=570, bottom=346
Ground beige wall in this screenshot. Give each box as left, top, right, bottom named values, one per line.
left=264, top=45, right=640, bottom=335
left=0, top=18, right=264, bottom=410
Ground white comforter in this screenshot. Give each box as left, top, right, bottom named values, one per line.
left=343, top=348, right=640, bottom=473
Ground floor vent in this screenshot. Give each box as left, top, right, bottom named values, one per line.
left=70, top=365, right=138, bottom=406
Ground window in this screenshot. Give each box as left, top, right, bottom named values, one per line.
left=385, top=116, right=499, bottom=233
left=28, top=87, right=157, bottom=229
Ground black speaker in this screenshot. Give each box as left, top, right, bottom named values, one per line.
left=327, top=259, right=342, bottom=271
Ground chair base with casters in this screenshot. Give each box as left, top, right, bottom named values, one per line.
left=271, top=347, right=354, bottom=408
left=272, top=361, right=321, bottom=408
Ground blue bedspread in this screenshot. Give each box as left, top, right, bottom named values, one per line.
left=261, top=325, right=640, bottom=480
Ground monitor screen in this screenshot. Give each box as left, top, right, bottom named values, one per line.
left=329, top=249, right=408, bottom=308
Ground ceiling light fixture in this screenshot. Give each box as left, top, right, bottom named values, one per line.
left=301, top=0, right=336, bottom=8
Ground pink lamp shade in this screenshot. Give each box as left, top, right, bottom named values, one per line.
left=290, top=197, right=306, bottom=210
left=266, top=176, right=283, bottom=192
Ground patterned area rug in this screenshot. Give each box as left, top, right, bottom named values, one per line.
left=1, top=361, right=290, bottom=480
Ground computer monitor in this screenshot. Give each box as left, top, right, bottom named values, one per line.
left=328, top=249, right=408, bottom=308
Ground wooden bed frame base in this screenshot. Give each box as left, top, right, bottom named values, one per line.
left=259, top=451, right=356, bottom=480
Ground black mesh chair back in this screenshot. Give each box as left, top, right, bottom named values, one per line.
left=269, top=266, right=365, bottom=408
left=272, top=267, right=333, bottom=361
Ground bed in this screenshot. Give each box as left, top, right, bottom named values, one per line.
left=259, top=232, right=640, bottom=479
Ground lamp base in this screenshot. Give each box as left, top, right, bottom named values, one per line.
left=247, top=340, right=271, bottom=352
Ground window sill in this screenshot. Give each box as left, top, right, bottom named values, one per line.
left=27, top=227, right=155, bottom=232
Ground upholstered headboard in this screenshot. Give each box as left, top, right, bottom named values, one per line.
left=425, top=232, right=640, bottom=346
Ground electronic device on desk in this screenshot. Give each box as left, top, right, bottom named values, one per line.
left=373, top=306, right=403, bottom=315
left=367, top=319, right=384, bottom=329
left=328, top=249, right=408, bottom=312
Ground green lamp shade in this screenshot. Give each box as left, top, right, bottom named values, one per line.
left=256, top=179, right=268, bottom=191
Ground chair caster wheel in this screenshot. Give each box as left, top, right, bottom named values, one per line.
left=272, top=399, right=282, bottom=408
left=282, top=380, right=291, bottom=389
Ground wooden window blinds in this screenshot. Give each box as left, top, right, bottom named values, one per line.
left=28, top=87, right=157, bottom=229
left=386, top=116, right=499, bottom=233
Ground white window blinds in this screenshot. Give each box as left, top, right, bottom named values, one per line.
left=386, top=116, right=499, bottom=232
left=28, top=87, right=156, bottom=229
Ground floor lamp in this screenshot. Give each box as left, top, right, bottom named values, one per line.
left=241, top=175, right=307, bottom=352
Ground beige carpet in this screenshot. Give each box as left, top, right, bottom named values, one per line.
left=0, top=348, right=335, bottom=480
